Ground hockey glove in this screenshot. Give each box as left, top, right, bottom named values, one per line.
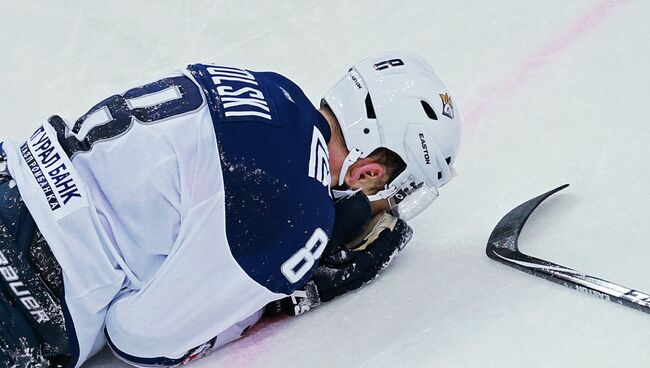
left=266, top=212, right=413, bottom=316
left=265, top=281, right=321, bottom=316
left=322, top=190, right=372, bottom=256
left=313, top=212, right=413, bottom=302
left=266, top=192, right=371, bottom=316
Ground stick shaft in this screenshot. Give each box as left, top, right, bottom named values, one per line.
left=486, top=184, right=650, bottom=315
left=488, top=246, right=650, bottom=314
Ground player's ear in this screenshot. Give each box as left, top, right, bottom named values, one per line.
left=346, top=161, right=386, bottom=190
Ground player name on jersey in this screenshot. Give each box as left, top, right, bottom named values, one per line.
left=204, top=66, right=272, bottom=121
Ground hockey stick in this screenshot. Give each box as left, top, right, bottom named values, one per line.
left=486, top=184, right=650, bottom=314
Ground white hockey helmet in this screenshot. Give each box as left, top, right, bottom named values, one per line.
left=322, top=52, right=461, bottom=220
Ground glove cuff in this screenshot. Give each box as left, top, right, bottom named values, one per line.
left=265, top=281, right=322, bottom=317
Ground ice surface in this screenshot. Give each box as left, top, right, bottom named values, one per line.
left=1, top=0, right=650, bottom=367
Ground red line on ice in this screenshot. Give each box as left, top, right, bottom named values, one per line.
left=463, top=0, right=630, bottom=126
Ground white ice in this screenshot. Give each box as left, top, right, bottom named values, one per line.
left=1, top=1, right=649, bottom=367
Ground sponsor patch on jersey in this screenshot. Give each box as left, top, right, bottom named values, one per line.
left=20, top=124, right=87, bottom=220
left=439, top=93, right=455, bottom=119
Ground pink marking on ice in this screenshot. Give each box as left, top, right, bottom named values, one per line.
left=219, top=315, right=287, bottom=368
left=463, top=0, right=630, bottom=126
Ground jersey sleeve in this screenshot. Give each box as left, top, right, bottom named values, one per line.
left=103, top=194, right=282, bottom=363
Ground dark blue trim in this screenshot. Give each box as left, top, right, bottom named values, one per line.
left=60, top=290, right=80, bottom=368
left=104, top=328, right=185, bottom=367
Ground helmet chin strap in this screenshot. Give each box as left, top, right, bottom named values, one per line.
left=332, top=188, right=361, bottom=199
left=366, top=186, right=398, bottom=202
left=333, top=184, right=398, bottom=201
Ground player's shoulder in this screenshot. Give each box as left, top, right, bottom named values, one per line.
left=184, top=62, right=332, bottom=191
left=253, top=70, right=312, bottom=109
left=184, top=63, right=321, bottom=130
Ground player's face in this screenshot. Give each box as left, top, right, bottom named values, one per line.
left=370, top=197, right=391, bottom=215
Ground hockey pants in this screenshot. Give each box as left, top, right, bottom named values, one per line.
left=0, top=174, right=69, bottom=367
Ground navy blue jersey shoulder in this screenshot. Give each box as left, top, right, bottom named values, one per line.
left=187, top=64, right=334, bottom=295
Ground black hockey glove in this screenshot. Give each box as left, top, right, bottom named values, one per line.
left=266, top=192, right=372, bottom=316
left=265, top=280, right=321, bottom=316
left=266, top=207, right=413, bottom=316
left=313, top=212, right=413, bottom=303
left=322, top=190, right=373, bottom=256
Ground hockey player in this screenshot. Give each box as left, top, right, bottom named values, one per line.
left=0, top=52, right=460, bottom=367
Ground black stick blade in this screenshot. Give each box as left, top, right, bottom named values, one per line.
left=485, top=183, right=650, bottom=315
left=486, top=184, right=569, bottom=254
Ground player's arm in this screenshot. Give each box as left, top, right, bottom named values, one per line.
left=103, top=196, right=282, bottom=366
left=266, top=192, right=413, bottom=316
left=106, top=308, right=264, bottom=367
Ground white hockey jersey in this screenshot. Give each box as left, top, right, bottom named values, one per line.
left=2, top=64, right=335, bottom=367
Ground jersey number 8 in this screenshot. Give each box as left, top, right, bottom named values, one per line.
left=281, top=228, right=328, bottom=284
left=51, top=76, right=203, bottom=157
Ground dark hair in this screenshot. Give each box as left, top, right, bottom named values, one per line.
left=366, top=148, right=406, bottom=194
